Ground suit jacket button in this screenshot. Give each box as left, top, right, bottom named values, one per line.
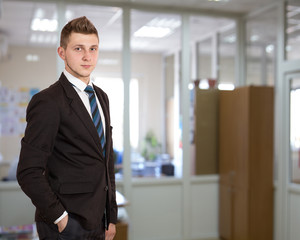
left=104, top=186, right=108, bottom=191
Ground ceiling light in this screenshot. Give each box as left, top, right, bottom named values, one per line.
left=250, top=35, right=259, bottom=42
left=30, top=33, right=57, bottom=45
left=223, top=35, right=236, bottom=43
left=147, top=17, right=181, bottom=29
left=134, top=26, right=172, bottom=38
left=26, top=54, right=39, bottom=62
left=134, top=17, right=181, bottom=39
left=31, top=18, right=58, bottom=32
left=265, top=44, right=274, bottom=53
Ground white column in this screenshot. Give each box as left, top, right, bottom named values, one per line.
left=235, top=16, right=246, bottom=87
left=211, top=32, right=219, bottom=80
left=56, top=1, right=66, bottom=78
left=122, top=6, right=132, bottom=239
left=181, top=13, right=191, bottom=240
left=261, top=44, right=268, bottom=85
left=274, top=1, right=288, bottom=240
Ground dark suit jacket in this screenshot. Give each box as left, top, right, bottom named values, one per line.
left=17, top=73, right=117, bottom=230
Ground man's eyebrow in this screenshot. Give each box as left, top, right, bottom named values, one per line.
left=72, top=44, right=98, bottom=48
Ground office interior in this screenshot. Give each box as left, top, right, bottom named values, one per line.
left=0, top=0, right=299, bottom=239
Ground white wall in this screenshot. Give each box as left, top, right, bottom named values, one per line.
left=0, top=46, right=57, bottom=89
left=0, top=46, right=57, bottom=163
left=288, top=187, right=300, bottom=240
left=0, top=178, right=219, bottom=240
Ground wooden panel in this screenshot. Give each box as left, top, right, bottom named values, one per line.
left=219, top=90, right=235, bottom=239
left=219, top=91, right=236, bottom=184
left=248, top=86, right=274, bottom=240
left=219, top=184, right=232, bottom=239
left=219, top=86, right=274, bottom=240
left=194, top=89, right=219, bottom=174
left=232, top=88, right=250, bottom=240
left=232, top=186, right=249, bottom=240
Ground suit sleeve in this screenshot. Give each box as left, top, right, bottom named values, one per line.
left=103, top=92, right=117, bottom=225
left=108, top=127, right=118, bottom=224
left=17, top=92, right=65, bottom=223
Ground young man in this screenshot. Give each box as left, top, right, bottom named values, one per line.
left=17, top=16, right=117, bottom=240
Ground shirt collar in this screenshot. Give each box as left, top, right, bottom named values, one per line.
left=64, top=69, right=94, bottom=91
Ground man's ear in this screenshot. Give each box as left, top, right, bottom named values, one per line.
left=57, top=46, right=65, bottom=60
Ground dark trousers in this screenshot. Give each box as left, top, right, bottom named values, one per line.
left=36, top=215, right=105, bottom=240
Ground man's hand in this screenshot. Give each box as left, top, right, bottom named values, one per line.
left=57, top=214, right=69, bottom=233
left=105, top=223, right=116, bottom=240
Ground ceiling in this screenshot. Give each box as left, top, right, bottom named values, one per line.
left=0, top=0, right=283, bottom=55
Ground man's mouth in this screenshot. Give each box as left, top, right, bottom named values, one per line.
left=82, top=65, right=91, bottom=69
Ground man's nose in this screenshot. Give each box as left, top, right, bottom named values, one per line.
left=83, top=50, right=91, bottom=61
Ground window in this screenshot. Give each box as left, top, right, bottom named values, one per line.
left=131, top=10, right=181, bottom=178
left=190, top=15, right=235, bottom=176
left=290, top=77, right=300, bottom=184
left=246, top=6, right=277, bottom=86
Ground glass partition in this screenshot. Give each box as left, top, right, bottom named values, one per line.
left=197, top=37, right=213, bottom=81
left=290, top=76, right=300, bottom=184
left=218, top=25, right=236, bottom=89
left=0, top=1, right=124, bottom=180
left=130, top=10, right=181, bottom=178
left=0, top=1, right=58, bottom=180
left=246, top=6, right=277, bottom=86
left=190, top=15, right=235, bottom=176
left=286, top=0, right=300, bottom=61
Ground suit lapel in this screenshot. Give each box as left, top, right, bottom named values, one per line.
left=59, top=74, right=104, bottom=159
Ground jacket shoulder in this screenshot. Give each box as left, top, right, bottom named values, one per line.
left=31, top=80, right=63, bottom=101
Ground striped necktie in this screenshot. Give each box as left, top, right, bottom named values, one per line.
left=84, top=85, right=106, bottom=155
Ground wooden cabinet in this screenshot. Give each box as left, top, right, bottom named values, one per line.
left=219, top=86, right=274, bottom=240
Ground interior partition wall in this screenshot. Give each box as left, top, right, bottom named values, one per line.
left=275, top=1, right=300, bottom=240
left=0, top=1, right=271, bottom=240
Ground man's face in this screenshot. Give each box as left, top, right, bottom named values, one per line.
left=58, top=32, right=99, bottom=84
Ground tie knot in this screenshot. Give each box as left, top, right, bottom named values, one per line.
left=84, top=85, right=94, bottom=94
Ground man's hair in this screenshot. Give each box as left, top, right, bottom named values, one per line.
left=60, top=16, right=98, bottom=49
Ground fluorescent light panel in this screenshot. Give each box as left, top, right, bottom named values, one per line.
left=134, top=26, right=172, bottom=38
left=134, top=17, right=181, bottom=38
left=30, top=33, right=57, bottom=44
left=31, top=18, right=58, bottom=32
left=26, top=54, right=39, bottom=62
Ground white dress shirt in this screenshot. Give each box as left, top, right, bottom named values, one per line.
left=63, top=69, right=106, bottom=136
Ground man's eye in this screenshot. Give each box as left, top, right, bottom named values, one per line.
left=75, top=47, right=81, bottom=51
left=91, top=48, right=97, bottom=51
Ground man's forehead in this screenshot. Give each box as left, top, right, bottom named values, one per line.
left=67, top=33, right=99, bottom=45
